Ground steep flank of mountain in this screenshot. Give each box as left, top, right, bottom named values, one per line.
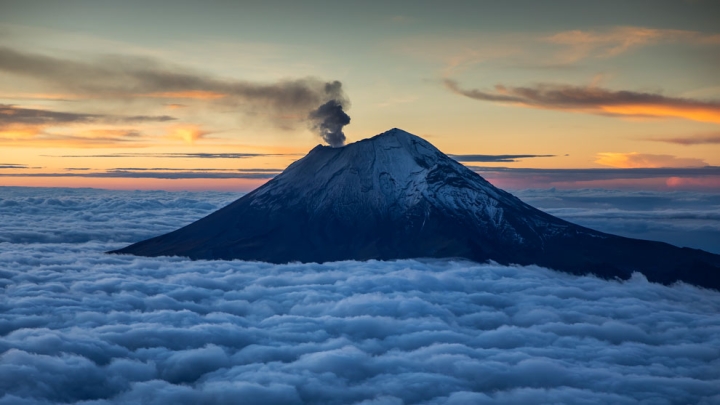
left=112, top=128, right=720, bottom=289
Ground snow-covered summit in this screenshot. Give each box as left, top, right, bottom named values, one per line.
left=255, top=127, right=509, bottom=219
left=113, top=128, right=720, bottom=290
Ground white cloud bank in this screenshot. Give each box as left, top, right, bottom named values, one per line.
left=2, top=186, right=720, bottom=254
left=515, top=188, right=720, bottom=254
left=0, top=187, right=237, bottom=244
left=0, top=187, right=719, bottom=404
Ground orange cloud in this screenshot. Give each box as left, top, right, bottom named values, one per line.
left=599, top=104, right=720, bottom=124
left=445, top=81, right=720, bottom=124
left=0, top=127, right=154, bottom=148
left=595, top=152, right=707, bottom=168
left=0, top=123, right=43, bottom=139
left=0, top=93, right=85, bottom=101
left=168, top=125, right=210, bottom=144
left=142, top=91, right=227, bottom=100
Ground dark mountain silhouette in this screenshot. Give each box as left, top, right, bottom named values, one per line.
left=112, top=128, right=720, bottom=290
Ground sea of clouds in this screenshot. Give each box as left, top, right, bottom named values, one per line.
left=0, top=187, right=238, bottom=245
left=1, top=186, right=719, bottom=404
left=515, top=188, right=720, bottom=254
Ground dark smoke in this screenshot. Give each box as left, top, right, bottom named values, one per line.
left=308, top=99, right=351, bottom=147
left=0, top=46, right=352, bottom=146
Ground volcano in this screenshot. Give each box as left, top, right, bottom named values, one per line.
left=112, top=128, right=720, bottom=289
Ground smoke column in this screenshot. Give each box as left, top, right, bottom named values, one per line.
left=308, top=99, right=351, bottom=147
left=307, top=80, right=351, bottom=147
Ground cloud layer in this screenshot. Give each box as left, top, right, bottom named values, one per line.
left=449, top=154, right=555, bottom=163
left=0, top=187, right=237, bottom=244
left=0, top=187, right=719, bottom=404
left=445, top=80, right=720, bottom=124
left=471, top=166, right=720, bottom=191
left=1, top=248, right=719, bottom=404
left=515, top=188, right=720, bottom=255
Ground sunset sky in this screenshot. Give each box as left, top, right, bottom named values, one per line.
left=1, top=0, right=719, bottom=191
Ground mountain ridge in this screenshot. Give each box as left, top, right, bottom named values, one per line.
left=112, top=128, right=720, bottom=290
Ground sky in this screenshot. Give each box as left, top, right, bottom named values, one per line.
left=0, top=0, right=719, bottom=191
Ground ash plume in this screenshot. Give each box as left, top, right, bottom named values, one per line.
left=0, top=46, right=352, bottom=146
left=308, top=99, right=351, bottom=147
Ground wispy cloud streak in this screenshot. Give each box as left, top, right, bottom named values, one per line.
left=0, top=164, right=30, bottom=169
left=543, top=26, right=720, bottom=63
left=0, top=104, right=175, bottom=146
left=0, top=169, right=280, bottom=180
left=445, top=80, right=720, bottom=124
left=595, top=152, right=707, bottom=168
left=644, top=132, right=720, bottom=145
left=450, top=154, right=555, bottom=163
left=470, top=166, right=720, bottom=180
left=50, top=152, right=295, bottom=159
left=0, top=104, right=175, bottom=126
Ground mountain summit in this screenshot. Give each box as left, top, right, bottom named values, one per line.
left=112, top=128, right=720, bottom=289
